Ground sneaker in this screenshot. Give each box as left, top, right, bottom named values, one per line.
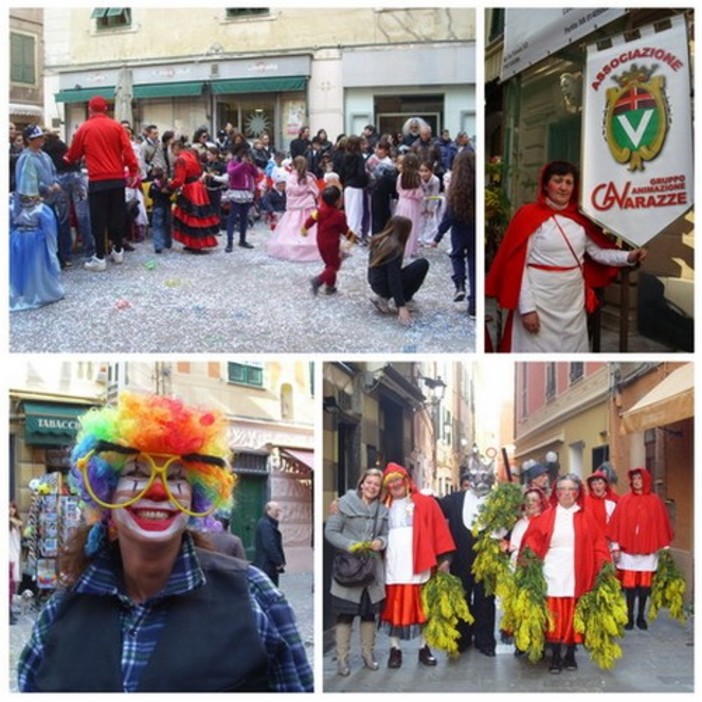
left=225, top=245, right=233, bottom=253
left=324, top=286, right=338, bottom=295
left=84, top=255, right=107, bottom=272
left=110, top=247, right=124, bottom=264
left=453, top=288, right=466, bottom=302
left=310, top=277, right=322, bottom=296
left=239, top=241, right=254, bottom=249
left=370, top=296, right=391, bottom=314
left=122, top=242, right=136, bottom=252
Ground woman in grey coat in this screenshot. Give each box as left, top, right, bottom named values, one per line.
left=325, top=468, right=389, bottom=676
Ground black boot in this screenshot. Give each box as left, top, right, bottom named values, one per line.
left=636, top=586, right=650, bottom=630
left=453, top=283, right=466, bottom=302
left=563, top=644, right=577, bottom=670
left=624, top=588, right=636, bottom=630
left=549, top=643, right=562, bottom=674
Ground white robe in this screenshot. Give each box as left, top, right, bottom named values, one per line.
left=512, top=215, right=632, bottom=353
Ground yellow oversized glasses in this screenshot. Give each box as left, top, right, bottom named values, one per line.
left=76, top=440, right=227, bottom=518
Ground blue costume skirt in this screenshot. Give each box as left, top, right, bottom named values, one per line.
left=10, top=200, right=65, bottom=311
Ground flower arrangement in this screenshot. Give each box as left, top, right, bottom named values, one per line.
left=573, top=562, right=629, bottom=669
left=650, top=550, right=687, bottom=624
left=421, top=571, right=474, bottom=657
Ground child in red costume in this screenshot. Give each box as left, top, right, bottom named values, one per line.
left=302, top=186, right=357, bottom=295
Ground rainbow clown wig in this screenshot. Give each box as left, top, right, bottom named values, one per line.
left=70, top=391, right=235, bottom=526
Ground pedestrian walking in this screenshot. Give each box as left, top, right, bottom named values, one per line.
left=253, top=502, right=287, bottom=587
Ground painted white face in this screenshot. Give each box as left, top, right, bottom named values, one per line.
left=111, top=458, right=192, bottom=543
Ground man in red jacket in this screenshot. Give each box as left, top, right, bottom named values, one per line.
left=64, top=95, right=138, bottom=271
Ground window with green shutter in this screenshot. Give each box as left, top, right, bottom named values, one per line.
left=10, top=32, right=36, bottom=85
left=91, top=8, right=132, bottom=29
left=227, top=362, right=264, bottom=388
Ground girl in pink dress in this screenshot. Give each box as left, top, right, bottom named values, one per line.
left=267, top=156, right=320, bottom=261
left=394, top=153, right=424, bottom=259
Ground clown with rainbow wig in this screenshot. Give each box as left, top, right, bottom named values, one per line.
left=17, top=392, right=313, bottom=693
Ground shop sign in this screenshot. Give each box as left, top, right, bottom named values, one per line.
left=581, top=16, right=693, bottom=246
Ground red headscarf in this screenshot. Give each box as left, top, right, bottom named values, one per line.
left=606, top=467, right=673, bottom=554
left=382, top=463, right=455, bottom=574
left=485, top=161, right=620, bottom=351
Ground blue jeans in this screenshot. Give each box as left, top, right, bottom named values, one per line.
left=151, top=204, right=172, bottom=251
left=57, top=171, right=93, bottom=258
left=226, top=200, right=253, bottom=246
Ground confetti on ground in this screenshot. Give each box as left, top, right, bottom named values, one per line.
left=10, top=223, right=476, bottom=353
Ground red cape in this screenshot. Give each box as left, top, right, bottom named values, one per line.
left=383, top=462, right=456, bottom=574
left=520, top=505, right=611, bottom=598
left=606, top=468, right=673, bottom=554
left=485, top=163, right=620, bottom=351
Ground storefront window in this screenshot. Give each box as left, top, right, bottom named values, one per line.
left=375, top=94, right=444, bottom=139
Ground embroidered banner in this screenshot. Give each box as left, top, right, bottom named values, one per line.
left=581, top=15, right=693, bottom=246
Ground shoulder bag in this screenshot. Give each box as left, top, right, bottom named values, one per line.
left=331, top=500, right=380, bottom=587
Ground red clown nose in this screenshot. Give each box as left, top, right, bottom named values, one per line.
left=144, top=480, right=168, bottom=501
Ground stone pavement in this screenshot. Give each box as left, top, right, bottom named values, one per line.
left=10, top=221, right=474, bottom=354
left=322, top=613, right=694, bottom=693
left=8, top=571, right=313, bottom=693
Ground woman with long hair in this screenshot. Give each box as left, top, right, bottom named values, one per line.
left=432, top=149, right=476, bottom=316
left=168, top=138, right=220, bottom=253
left=368, top=215, right=429, bottom=326
left=337, top=135, right=368, bottom=237
left=266, top=155, right=320, bottom=261
left=324, top=468, right=389, bottom=676
left=394, top=153, right=424, bottom=259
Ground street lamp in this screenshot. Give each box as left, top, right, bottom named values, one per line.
left=420, top=375, right=446, bottom=405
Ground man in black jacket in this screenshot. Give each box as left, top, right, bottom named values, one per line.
left=253, top=502, right=286, bottom=586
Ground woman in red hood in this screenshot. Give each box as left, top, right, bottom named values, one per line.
left=485, top=161, right=646, bottom=352
left=520, top=473, right=611, bottom=673
left=379, top=463, right=455, bottom=669
left=606, top=467, right=673, bottom=631
left=584, top=469, right=619, bottom=533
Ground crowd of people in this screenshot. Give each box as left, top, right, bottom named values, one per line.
left=10, top=111, right=475, bottom=325
left=325, top=460, right=674, bottom=676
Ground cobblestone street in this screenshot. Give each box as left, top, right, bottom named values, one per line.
left=10, top=223, right=475, bottom=354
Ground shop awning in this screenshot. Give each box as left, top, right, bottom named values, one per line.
left=133, top=81, right=205, bottom=98
left=620, top=364, right=694, bottom=434
left=23, top=401, right=93, bottom=446
left=280, top=448, right=314, bottom=471
left=211, top=76, right=307, bottom=94
left=10, top=102, right=44, bottom=118
left=55, top=87, right=114, bottom=103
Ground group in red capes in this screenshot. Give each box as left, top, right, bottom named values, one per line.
left=607, top=467, right=673, bottom=630
left=485, top=161, right=646, bottom=352
left=519, top=473, right=611, bottom=673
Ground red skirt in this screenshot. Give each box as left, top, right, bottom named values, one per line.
left=173, top=182, right=220, bottom=249
left=545, top=596, right=583, bottom=645
left=618, top=569, right=654, bottom=588
left=380, top=583, right=427, bottom=628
